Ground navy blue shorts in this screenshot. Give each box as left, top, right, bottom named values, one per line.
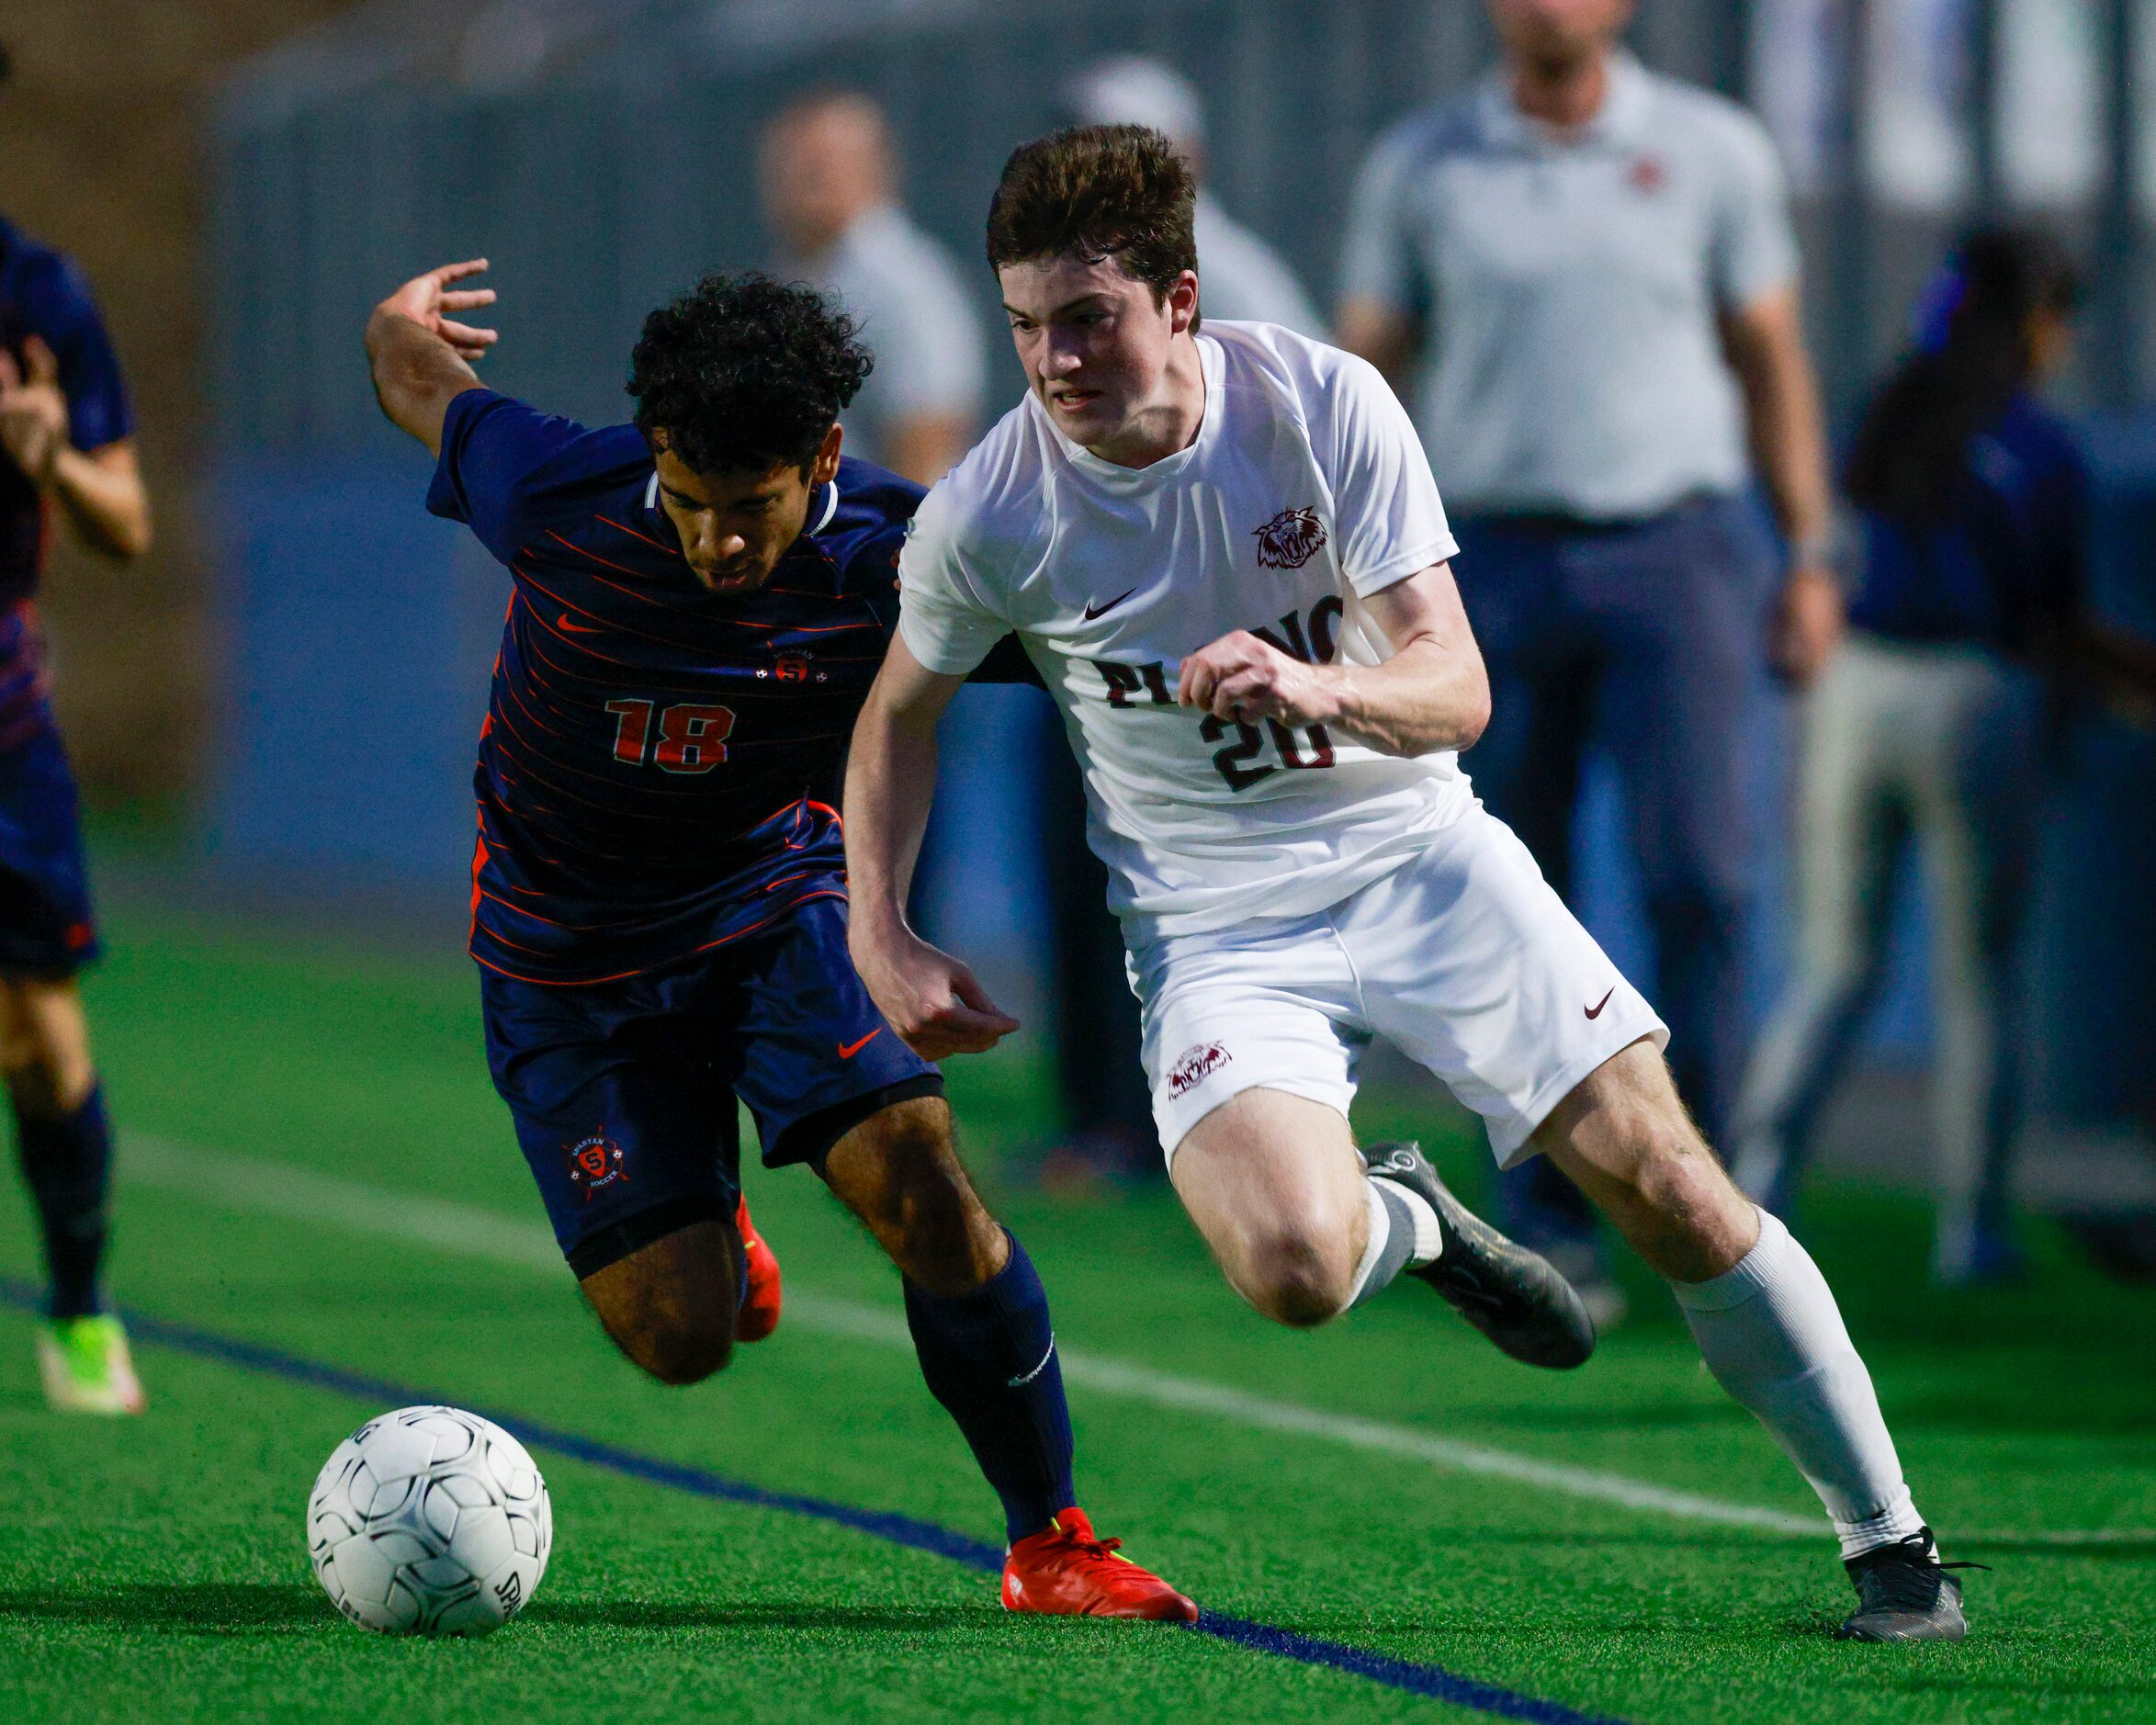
left=481, top=889, right=941, bottom=1278
left=0, top=726, right=99, bottom=976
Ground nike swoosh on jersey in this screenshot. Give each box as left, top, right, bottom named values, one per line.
left=837, top=1029, right=883, bottom=1059
left=558, top=614, right=602, bottom=635
left=1082, top=588, right=1138, bottom=621
left=1586, top=988, right=1615, bottom=1020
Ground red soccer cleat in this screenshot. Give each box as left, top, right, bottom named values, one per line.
left=1001, top=1508, right=1197, bottom=1621
left=735, top=1194, right=782, bottom=1343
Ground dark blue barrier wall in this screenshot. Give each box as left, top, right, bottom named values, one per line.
left=208, top=454, right=503, bottom=892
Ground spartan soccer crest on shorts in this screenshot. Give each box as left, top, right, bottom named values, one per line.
left=565, top=1133, right=629, bottom=1201
left=1252, top=507, right=1327, bottom=569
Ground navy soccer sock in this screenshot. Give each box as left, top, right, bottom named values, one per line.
left=12, top=1081, right=114, bottom=1321
left=902, top=1232, right=1077, bottom=1544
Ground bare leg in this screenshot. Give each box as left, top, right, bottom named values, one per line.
left=1537, top=1040, right=1927, bottom=1561
left=1168, top=1088, right=1368, bottom=1328
left=578, top=1219, right=742, bottom=1386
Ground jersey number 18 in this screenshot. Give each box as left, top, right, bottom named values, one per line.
left=604, top=699, right=735, bottom=773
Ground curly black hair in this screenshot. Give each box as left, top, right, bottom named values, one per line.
left=627, top=272, right=873, bottom=476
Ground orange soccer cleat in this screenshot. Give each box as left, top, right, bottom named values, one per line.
left=735, top=1194, right=783, bottom=1343
left=1001, top=1508, right=1197, bottom=1621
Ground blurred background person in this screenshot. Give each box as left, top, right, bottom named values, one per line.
left=1338, top=0, right=1839, bottom=1323
left=1063, top=56, right=1327, bottom=337
left=759, top=90, right=985, bottom=486
left=1029, top=56, right=1331, bottom=1185
left=0, top=37, right=153, bottom=1413
left=1736, top=227, right=2156, bottom=1286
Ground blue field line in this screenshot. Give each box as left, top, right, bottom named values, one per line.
left=2, top=1281, right=1631, bottom=1725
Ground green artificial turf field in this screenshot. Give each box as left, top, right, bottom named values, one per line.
left=1, top=895, right=2152, bottom=1724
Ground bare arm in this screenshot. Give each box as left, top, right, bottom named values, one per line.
left=844, top=635, right=1021, bottom=1060
left=1177, top=560, right=1490, bottom=758
left=1721, top=283, right=1843, bottom=685
left=1335, top=298, right=1417, bottom=390
left=364, top=259, right=501, bottom=457
left=0, top=339, right=151, bottom=558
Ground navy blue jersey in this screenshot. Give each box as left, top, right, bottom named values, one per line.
left=428, top=388, right=998, bottom=986
left=0, top=216, right=135, bottom=748
left=1848, top=394, right=2086, bottom=659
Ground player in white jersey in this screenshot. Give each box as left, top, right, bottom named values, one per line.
left=843, top=126, right=1971, bottom=1641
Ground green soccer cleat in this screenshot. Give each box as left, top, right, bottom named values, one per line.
left=37, top=1313, right=148, bottom=1415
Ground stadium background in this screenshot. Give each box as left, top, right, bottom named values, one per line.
left=3, top=4, right=2155, bottom=1721
left=46, top=0, right=2156, bottom=1199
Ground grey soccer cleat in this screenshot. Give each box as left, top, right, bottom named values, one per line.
left=1362, top=1141, right=1597, bottom=1370
left=1836, top=1529, right=1976, bottom=1642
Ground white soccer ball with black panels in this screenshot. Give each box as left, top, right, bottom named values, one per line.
left=307, top=1404, right=552, bottom=1637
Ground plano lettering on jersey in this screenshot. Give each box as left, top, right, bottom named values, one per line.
left=1091, top=597, right=1346, bottom=790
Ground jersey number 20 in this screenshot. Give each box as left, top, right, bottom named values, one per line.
left=604, top=699, right=735, bottom=773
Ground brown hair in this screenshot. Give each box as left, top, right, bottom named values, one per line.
left=985, top=124, right=1200, bottom=328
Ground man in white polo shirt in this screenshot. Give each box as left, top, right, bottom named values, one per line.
left=761, top=92, right=986, bottom=485
left=843, top=123, right=1969, bottom=1641
left=1339, top=0, right=1843, bottom=1313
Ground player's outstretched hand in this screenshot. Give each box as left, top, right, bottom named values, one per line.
left=0, top=337, right=70, bottom=489
left=853, top=926, right=1020, bottom=1062
left=1179, top=629, right=1339, bottom=728
left=375, top=259, right=501, bottom=362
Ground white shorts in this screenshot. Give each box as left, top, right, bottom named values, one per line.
left=1128, top=805, right=1668, bottom=1168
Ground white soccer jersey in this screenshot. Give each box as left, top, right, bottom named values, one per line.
left=899, top=321, right=1468, bottom=940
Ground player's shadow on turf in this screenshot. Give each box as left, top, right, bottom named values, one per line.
left=0, top=1582, right=325, bottom=1633
left=523, top=1601, right=986, bottom=1632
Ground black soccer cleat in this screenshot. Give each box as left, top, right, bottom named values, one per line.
left=1836, top=1528, right=1976, bottom=1642
left=1362, top=1141, right=1597, bottom=1370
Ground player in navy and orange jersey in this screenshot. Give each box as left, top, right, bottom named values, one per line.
left=364, top=258, right=1192, bottom=1619
left=0, top=39, right=155, bottom=1416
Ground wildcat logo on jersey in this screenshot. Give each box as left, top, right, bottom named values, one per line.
left=1253, top=507, right=1327, bottom=569
left=1168, top=1042, right=1232, bottom=1097
left=566, top=1133, right=629, bottom=1201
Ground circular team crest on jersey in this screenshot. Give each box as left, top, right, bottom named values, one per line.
left=567, top=1134, right=629, bottom=1201
left=1253, top=507, right=1327, bottom=569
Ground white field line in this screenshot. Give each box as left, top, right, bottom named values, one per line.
left=116, top=1134, right=2150, bottom=1550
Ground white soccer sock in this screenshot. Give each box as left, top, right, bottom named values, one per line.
left=1670, top=1207, right=1926, bottom=1561
left=1348, top=1178, right=1444, bottom=1308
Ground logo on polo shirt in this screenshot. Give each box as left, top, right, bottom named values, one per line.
left=1253, top=507, right=1327, bottom=569
left=1629, top=154, right=1668, bottom=195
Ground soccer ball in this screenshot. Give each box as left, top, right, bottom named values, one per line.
left=306, top=1404, right=552, bottom=1637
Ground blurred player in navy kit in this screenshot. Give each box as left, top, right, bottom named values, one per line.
left=363, top=257, right=1192, bottom=1620
left=0, top=39, right=154, bottom=1415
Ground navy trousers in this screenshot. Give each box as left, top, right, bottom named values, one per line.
left=1455, top=494, right=1777, bottom=1246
